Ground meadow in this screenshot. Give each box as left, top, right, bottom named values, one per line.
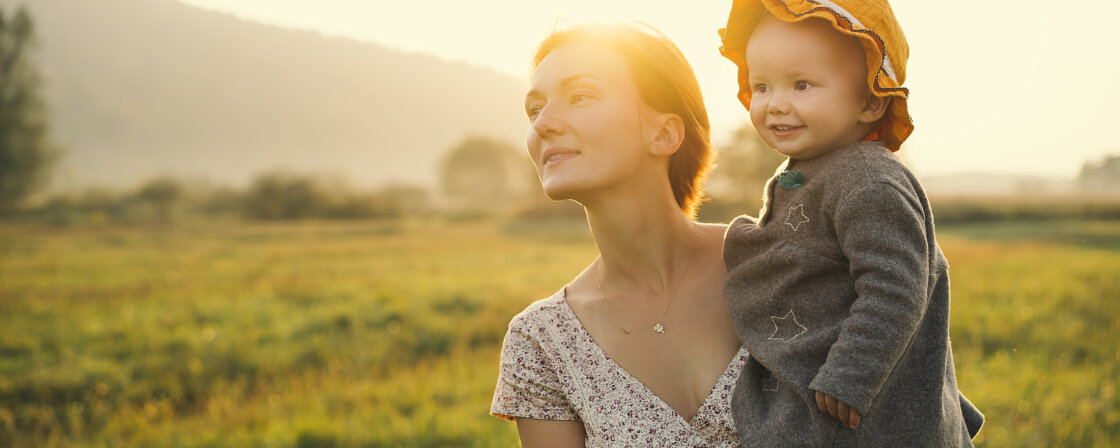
left=0, top=216, right=1117, bottom=447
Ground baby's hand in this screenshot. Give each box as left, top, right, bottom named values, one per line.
left=815, top=391, right=861, bottom=429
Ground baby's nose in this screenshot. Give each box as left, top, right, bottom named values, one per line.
left=767, top=94, right=791, bottom=114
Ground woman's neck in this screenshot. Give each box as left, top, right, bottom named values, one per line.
left=583, top=190, right=699, bottom=298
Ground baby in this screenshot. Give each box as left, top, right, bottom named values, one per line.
left=718, top=0, right=984, bottom=446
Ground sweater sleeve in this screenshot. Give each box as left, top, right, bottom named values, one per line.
left=808, top=181, right=930, bottom=415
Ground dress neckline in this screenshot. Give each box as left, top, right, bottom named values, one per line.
left=555, top=287, right=748, bottom=426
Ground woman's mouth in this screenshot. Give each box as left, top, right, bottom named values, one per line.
left=542, top=149, right=578, bottom=167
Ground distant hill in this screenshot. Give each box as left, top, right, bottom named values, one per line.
left=921, top=172, right=1078, bottom=197
left=1, top=0, right=528, bottom=190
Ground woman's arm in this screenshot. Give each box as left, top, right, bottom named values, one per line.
left=516, top=418, right=585, bottom=447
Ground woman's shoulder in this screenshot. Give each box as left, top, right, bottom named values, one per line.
left=695, top=221, right=733, bottom=249
left=697, top=221, right=729, bottom=234
left=497, top=287, right=585, bottom=378
left=505, top=288, right=569, bottom=338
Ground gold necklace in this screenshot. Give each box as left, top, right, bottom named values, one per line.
left=592, top=250, right=698, bottom=335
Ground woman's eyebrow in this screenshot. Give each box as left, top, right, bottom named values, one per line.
left=559, top=73, right=599, bottom=88
left=526, top=73, right=601, bottom=100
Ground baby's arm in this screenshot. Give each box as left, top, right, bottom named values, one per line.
left=809, top=181, right=931, bottom=425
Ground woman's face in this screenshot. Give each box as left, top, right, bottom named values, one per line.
left=524, top=43, right=658, bottom=204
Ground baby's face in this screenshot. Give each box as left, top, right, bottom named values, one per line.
left=746, top=14, right=877, bottom=160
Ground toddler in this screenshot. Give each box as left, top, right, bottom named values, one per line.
left=718, top=0, right=984, bottom=445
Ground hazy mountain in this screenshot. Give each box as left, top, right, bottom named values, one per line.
left=2, top=0, right=528, bottom=190
left=921, top=173, right=1078, bottom=197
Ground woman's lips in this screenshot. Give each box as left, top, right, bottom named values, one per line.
left=542, top=148, right=578, bottom=167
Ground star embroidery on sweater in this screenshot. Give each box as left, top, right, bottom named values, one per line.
left=767, top=309, right=808, bottom=343
left=763, top=373, right=779, bottom=392
left=785, top=204, right=810, bottom=231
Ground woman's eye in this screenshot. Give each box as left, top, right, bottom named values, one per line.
left=526, top=106, right=542, bottom=121
left=794, top=81, right=811, bottom=91
left=570, top=93, right=590, bottom=104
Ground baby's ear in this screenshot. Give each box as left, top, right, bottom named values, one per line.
left=858, top=94, right=890, bottom=124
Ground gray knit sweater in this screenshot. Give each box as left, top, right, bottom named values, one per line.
left=723, top=141, right=983, bottom=447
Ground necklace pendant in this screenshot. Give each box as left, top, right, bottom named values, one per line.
left=653, top=322, right=665, bottom=334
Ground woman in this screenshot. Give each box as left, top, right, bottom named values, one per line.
left=490, top=23, right=745, bottom=446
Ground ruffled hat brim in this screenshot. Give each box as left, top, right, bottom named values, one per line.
left=719, top=0, right=913, bottom=152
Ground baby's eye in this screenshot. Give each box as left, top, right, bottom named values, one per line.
left=794, top=81, right=812, bottom=91
left=752, top=84, right=769, bottom=94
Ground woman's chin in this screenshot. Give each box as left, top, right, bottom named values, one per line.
left=542, top=186, right=577, bottom=203
left=540, top=178, right=581, bottom=202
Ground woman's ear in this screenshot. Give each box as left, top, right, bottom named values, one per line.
left=858, top=94, right=890, bottom=124
left=649, top=113, right=685, bottom=156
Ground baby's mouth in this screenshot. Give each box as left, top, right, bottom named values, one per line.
left=770, top=125, right=804, bottom=136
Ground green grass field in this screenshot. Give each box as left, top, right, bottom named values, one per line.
left=1, top=218, right=1117, bottom=447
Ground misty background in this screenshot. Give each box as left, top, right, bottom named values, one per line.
left=3, top=0, right=1117, bottom=225
left=8, top=0, right=528, bottom=192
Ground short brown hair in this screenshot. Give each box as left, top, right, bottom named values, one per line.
left=531, top=23, right=713, bottom=219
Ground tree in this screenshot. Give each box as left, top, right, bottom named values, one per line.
left=438, top=136, right=530, bottom=213
left=1078, top=154, right=1120, bottom=192
left=135, top=177, right=183, bottom=223
left=699, top=124, right=786, bottom=222
left=242, top=172, right=327, bottom=221
left=0, top=6, right=54, bottom=214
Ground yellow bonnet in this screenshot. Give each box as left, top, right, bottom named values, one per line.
left=719, top=0, right=913, bottom=151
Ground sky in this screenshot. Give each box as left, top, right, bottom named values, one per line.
left=179, top=0, right=1120, bottom=179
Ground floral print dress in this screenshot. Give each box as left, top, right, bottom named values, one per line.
left=491, top=288, right=747, bottom=447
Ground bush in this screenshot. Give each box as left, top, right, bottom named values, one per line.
left=241, top=172, right=327, bottom=221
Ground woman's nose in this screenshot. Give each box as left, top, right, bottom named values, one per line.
left=531, top=103, right=565, bottom=137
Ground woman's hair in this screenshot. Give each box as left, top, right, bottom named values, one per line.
left=531, top=23, right=713, bottom=219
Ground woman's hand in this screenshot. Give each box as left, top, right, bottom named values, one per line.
left=815, top=391, right=861, bottom=429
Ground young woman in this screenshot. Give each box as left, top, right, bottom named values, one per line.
left=490, top=23, right=745, bottom=446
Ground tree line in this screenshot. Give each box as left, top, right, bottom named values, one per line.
left=28, top=173, right=430, bottom=225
